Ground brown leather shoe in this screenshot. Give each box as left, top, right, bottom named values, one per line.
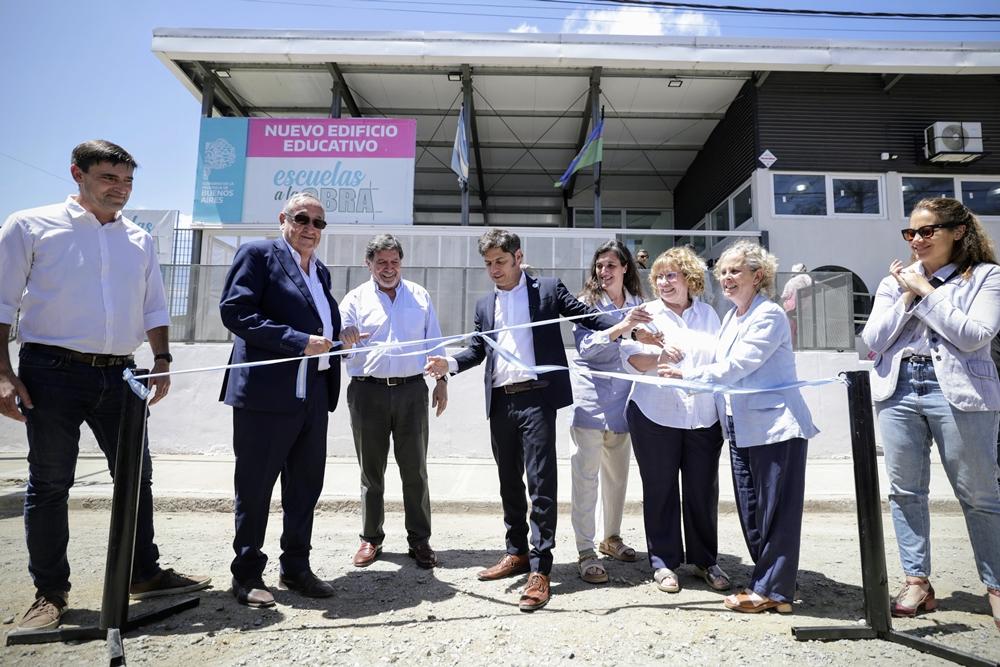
left=408, top=542, right=437, bottom=569
left=478, top=553, right=530, bottom=581
left=352, top=541, right=382, bottom=567
left=519, top=572, right=551, bottom=612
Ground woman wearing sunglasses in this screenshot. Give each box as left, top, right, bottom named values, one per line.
left=862, top=197, right=1000, bottom=632
left=619, top=247, right=730, bottom=595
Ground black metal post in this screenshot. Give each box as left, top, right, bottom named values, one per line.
left=7, top=370, right=200, bottom=661
left=792, top=371, right=998, bottom=667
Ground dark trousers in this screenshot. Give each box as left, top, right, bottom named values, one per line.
left=729, top=418, right=808, bottom=602
left=626, top=402, right=724, bottom=571
left=348, top=378, right=431, bottom=547
left=489, top=388, right=558, bottom=575
left=18, top=345, right=160, bottom=594
left=231, top=374, right=329, bottom=583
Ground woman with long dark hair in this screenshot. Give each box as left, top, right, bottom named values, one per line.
left=569, top=240, right=646, bottom=583
left=862, top=197, right=1000, bottom=631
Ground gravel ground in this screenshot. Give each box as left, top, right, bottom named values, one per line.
left=1, top=508, right=997, bottom=666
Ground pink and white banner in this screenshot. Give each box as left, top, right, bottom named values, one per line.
left=194, top=117, right=416, bottom=225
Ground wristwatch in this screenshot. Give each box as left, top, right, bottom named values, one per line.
left=154, top=353, right=173, bottom=364
left=630, top=328, right=639, bottom=341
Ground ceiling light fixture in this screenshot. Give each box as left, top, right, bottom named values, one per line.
left=447, top=72, right=462, bottom=82
left=215, top=69, right=231, bottom=79
left=667, top=79, right=683, bottom=87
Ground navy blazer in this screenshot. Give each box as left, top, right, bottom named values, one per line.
left=219, top=238, right=341, bottom=413
left=453, top=276, right=618, bottom=417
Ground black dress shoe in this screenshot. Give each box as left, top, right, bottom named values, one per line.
left=408, top=543, right=438, bottom=569
left=279, top=569, right=334, bottom=598
left=232, top=577, right=275, bottom=608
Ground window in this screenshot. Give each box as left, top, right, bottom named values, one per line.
left=773, top=174, right=826, bottom=215
left=961, top=180, right=1000, bottom=216
left=833, top=178, right=880, bottom=215
left=574, top=209, right=623, bottom=228
left=732, top=185, right=752, bottom=226
left=710, top=202, right=730, bottom=231
left=626, top=209, right=672, bottom=229
left=902, top=177, right=954, bottom=216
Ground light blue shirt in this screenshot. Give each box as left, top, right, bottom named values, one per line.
left=339, top=277, right=442, bottom=378
left=283, top=239, right=333, bottom=371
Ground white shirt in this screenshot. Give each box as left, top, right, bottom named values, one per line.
left=283, top=239, right=334, bottom=371
left=491, top=271, right=537, bottom=387
left=0, top=196, right=170, bottom=355
left=620, top=297, right=721, bottom=429
left=339, top=277, right=442, bottom=378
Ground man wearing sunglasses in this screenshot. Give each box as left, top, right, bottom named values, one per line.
left=219, top=193, right=341, bottom=608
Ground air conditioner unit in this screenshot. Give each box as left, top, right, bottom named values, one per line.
left=923, top=121, right=984, bottom=163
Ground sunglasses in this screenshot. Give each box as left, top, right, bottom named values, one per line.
left=900, top=222, right=957, bottom=242
left=290, top=213, right=327, bottom=230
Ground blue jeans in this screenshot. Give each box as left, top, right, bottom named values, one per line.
left=18, top=345, right=160, bottom=594
left=876, top=357, right=1000, bottom=589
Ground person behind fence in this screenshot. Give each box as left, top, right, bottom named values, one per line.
left=861, top=196, right=1000, bottom=631
left=568, top=240, right=645, bottom=584
left=424, top=228, right=649, bottom=612
left=620, top=247, right=729, bottom=596
left=0, top=140, right=211, bottom=631
left=780, top=263, right=812, bottom=345
left=339, top=234, right=447, bottom=570
left=658, top=240, right=818, bottom=614
left=219, top=193, right=342, bottom=608
left=635, top=248, right=650, bottom=269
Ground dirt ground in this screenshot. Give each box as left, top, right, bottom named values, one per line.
left=0, top=507, right=997, bottom=666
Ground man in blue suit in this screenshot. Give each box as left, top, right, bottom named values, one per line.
left=219, top=193, right=341, bottom=608
left=426, top=229, right=643, bottom=611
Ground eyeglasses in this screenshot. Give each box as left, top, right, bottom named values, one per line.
left=290, top=213, right=327, bottom=230
left=656, top=271, right=680, bottom=282
left=900, top=222, right=956, bottom=242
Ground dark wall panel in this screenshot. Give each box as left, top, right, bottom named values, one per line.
left=674, top=81, right=757, bottom=229
left=756, top=73, right=1000, bottom=174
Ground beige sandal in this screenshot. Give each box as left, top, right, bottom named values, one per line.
left=988, top=587, right=1000, bottom=633
left=578, top=553, right=608, bottom=584
left=599, top=535, right=638, bottom=562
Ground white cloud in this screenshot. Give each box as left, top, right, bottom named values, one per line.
left=561, top=7, right=721, bottom=37
left=510, top=22, right=540, bottom=34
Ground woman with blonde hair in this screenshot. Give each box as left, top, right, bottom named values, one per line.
left=620, top=246, right=729, bottom=594
left=862, top=197, right=1000, bottom=631
left=659, top=240, right=818, bottom=613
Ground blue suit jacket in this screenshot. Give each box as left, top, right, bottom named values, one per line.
left=452, top=276, right=618, bottom=417
left=686, top=294, right=818, bottom=447
left=219, top=239, right=341, bottom=413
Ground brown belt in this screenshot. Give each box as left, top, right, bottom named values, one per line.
left=23, top=343, right=134, bottom=368
left=497, top=379, right=550, bottom=395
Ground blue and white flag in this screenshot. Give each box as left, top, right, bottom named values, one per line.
left=555, top=118, right=604, bottom=188
left=451, top=103, right=469, bottom=186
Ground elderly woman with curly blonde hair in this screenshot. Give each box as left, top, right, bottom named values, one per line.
left=659, top=241, right=818, bottom=614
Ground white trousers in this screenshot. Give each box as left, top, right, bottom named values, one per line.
left=569, top=426, right=633, bottom=554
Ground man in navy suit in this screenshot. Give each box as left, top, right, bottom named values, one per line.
left=219, top=193, right=341, bottom=608
left=425, top=229, right=645, bottom=611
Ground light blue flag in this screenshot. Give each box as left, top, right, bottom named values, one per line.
left=451, top=104, right=469, bottom=186
left=554, top=118, right=604, bottom=188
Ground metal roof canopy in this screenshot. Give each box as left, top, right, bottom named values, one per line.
left=152, top=30, right=1000, bottom=224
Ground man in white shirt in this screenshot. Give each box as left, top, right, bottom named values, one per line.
left=339, top=234, right=447, bottom=570
left=0, top=140, right=210, bottom=631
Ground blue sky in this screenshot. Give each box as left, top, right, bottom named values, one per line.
left=1, top=0, right=998, bottom=216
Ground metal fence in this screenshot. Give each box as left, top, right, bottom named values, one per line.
left=161, top=265, right=856, bottom=351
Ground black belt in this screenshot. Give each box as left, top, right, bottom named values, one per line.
left=22, top=343, right=134, bottom=368
left=906, top=355, right=933, bottom=363
left=496, top=379, right=549, bottom=395
left=353, top=374, right=423, bottom=387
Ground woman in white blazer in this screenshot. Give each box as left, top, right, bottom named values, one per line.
left=862, top=197, right=1000, bottom=631
left=659, top=241, right=818, bottom=614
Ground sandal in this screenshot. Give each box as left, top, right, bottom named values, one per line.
left=695, top=564, right=731, bottom=591
left=891, top=579, right=937, bottom=618
left=599, top=536, right=638, bottom=562
left=724, top=589, right=792, bottom=614
left=578, top=553, right=608, bottom=584
left=988, top=587, right=1000, bottom=633
left=654, top=567, right=680, bottom=593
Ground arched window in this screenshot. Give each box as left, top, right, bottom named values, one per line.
left=813, top=265, right=872, bottom=333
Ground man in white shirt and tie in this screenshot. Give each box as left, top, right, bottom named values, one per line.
left=340, top=234, right=447, bottom=570
left=0, top=140, right=210, bottom=631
